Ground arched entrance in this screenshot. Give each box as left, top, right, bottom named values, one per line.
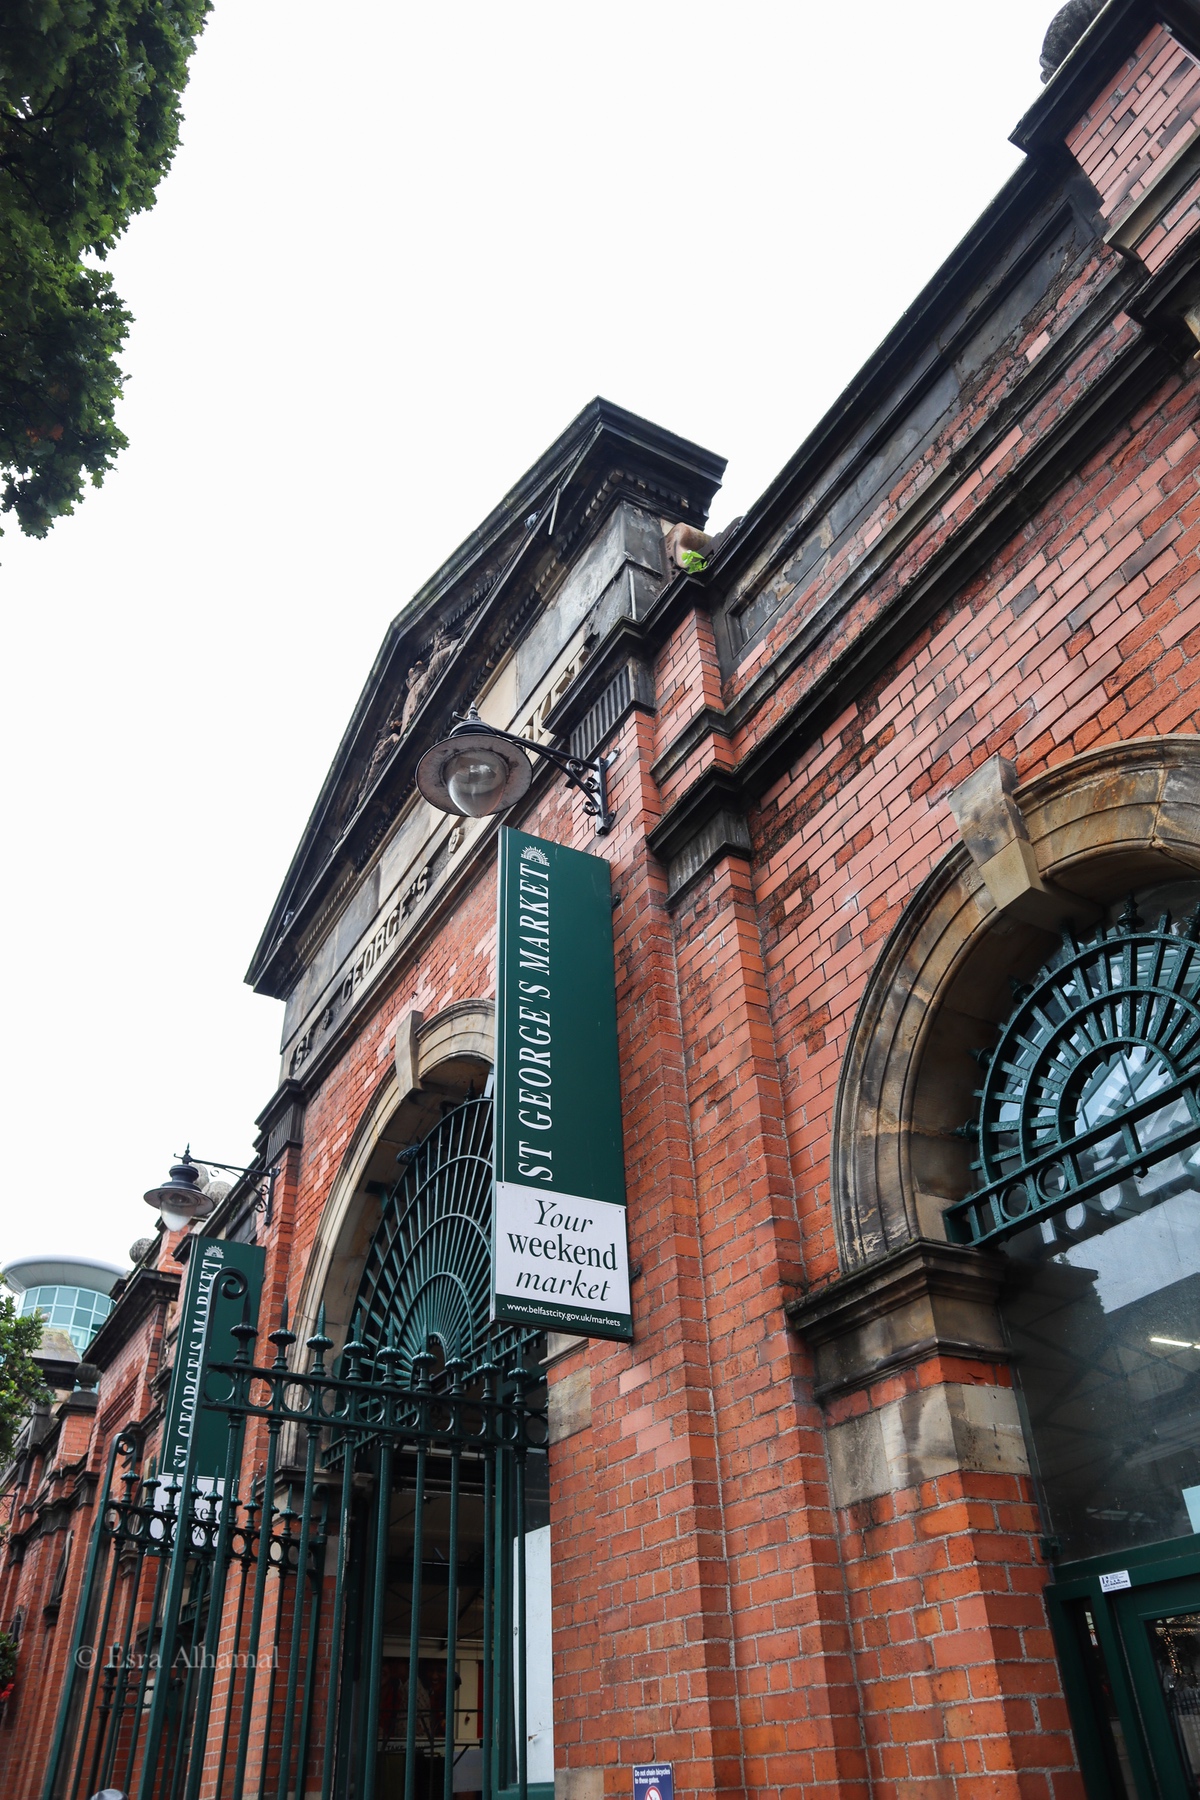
left=953, top=881, right=1200, bottom=1800
left=292, top=999, right=498, bottom=1364
left=819, top=737, right=1200, bottom=1800
left=41, top=1088, right=552, bottom=1800
left=338, top=1089, right=551, bottom=1800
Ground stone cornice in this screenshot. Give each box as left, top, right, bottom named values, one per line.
left=645, top=769, right=750, bottom=904
left=256, top=1078, right=306, bottom=1160
left=9, top=1460, right=101, bottom=1564
left=787, top=1240, right=1011, bottom=1401
left=85, top=1267, right=179, bottom=1370
left=715, top=225, right=1134, bottom=664
left=730, top=327, right=1176, bottom=798
left=538, top=155, right=1193, bottom=901
left=541, top=615, right=653, bottom=745
left=1011, top=0, right=1200, bottom=154
left=699, top=181, right=1121, bottom=643
left=276, top=736, right=561, bottom=1099
left=616, top=289, right=1182, bottom=902
left=657, top=164, right=1076, bottom=634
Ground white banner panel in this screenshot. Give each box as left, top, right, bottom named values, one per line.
left=493, top=1180, right=631, bottom=1335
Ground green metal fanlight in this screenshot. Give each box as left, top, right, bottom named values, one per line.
left=947, top=901, right=1200, bottom=1247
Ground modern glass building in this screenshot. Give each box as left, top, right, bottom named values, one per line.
left=1, top=1256, right=125, bottom=1355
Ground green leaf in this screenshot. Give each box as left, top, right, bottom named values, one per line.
left=0, top=1293, right=51, bottom=1465
left=0, top=0, right=210, bottom=534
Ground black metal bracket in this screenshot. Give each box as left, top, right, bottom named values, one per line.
left=524, top=736, right=616, bottom=834
left=452, top=712, right=616, bottom=834
left=189, top=1155, right=280, bottom=1219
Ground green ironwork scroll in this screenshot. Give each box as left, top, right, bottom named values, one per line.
left=947, top=904, right=1200, bottom=1248
left=355, top=1093, right=491, bottom=1377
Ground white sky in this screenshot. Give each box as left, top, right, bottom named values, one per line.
left=0, top=0, right=1059, bottom=1271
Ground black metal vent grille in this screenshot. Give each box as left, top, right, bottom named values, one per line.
left=571, top=665, right=633, bottom=762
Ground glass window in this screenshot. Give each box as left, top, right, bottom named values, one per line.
left=1003, top=1177, right=1200, bottom=1560
left=964, top=889, right=1200, bottom=1562
left=17, top=1283, right=113, bottom=1354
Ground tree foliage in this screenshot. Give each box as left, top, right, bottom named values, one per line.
left=0, top=1294, right=48, bottom=1466
left=0, top=0, right=210, bottom=536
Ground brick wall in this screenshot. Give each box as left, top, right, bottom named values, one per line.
left=1067, top=24, right=1200, bottom=220
left=4, top=10, right=1200, bottom=1798
left=757, top=359, right=1200, bottom=1296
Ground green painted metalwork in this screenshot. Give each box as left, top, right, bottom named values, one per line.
left=351, top=1092, right=539, bottom=1381
left=1046, top=1539, right=1200, bottom=1800
left=946, top=904, right=1200, bottom=1247
left=42, top=1096, right=549, bottom=1800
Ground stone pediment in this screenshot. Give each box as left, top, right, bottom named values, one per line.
left=247, top=398, right=724, bottom=1002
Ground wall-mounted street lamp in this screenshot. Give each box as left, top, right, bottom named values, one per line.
left=143, top=1148, right=278, bottom=1233
left=415, top=706, right=615, bottom=834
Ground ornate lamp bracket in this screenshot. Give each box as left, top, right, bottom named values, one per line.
left=481, top=724, right=616, bottom=835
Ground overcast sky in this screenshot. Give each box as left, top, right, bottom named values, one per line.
left=0, top=0, right=1060, bottom=1274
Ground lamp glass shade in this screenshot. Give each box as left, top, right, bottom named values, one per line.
left=415, top=727, right=533, bottom=819
left=158, top=1199, right=196, bottom=1232
left=445, top=746, right=512, bottom=817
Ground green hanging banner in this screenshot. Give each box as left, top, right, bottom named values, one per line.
left=493, top=826, right=632, bottom=1341
left=160, top=1236, right=266, bottom=1482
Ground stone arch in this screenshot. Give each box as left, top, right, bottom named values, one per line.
left=833, top=736, right=1200, bottom=1270
left=292, top=999, right=494, bottom=1355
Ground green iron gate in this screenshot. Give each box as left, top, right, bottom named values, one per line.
left=43, top=1095, right=548, bottom=1800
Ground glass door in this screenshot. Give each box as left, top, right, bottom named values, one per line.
left=1112, top=1575, right=1200, bottom=1800
left=1048, top=1549, right=1200, bottom=1800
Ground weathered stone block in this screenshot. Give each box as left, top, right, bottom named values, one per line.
left=548, top=1365, right=592, bottom=1444
left=556, top=1771, right=605, bottom=1800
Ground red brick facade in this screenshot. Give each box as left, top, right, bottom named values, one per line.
left=5, top=5, right=1200, bottom=1797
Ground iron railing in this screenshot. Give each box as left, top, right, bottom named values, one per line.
left=42, top=1279, right=547, bottom=1800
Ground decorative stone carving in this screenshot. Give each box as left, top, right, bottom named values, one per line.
left=394, top=1008, right=425, bottom=1101
left=1040, top=0, right=1105, bottom=82
left=946, top=752, right=1079, bottom=926
left=414, top=999, right=495, bottom=1076
left=355, top=623, right=462, bottom=810
left=399, top=622, right=457, bottom=734
left=355, top=711, right=405, bottom=807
